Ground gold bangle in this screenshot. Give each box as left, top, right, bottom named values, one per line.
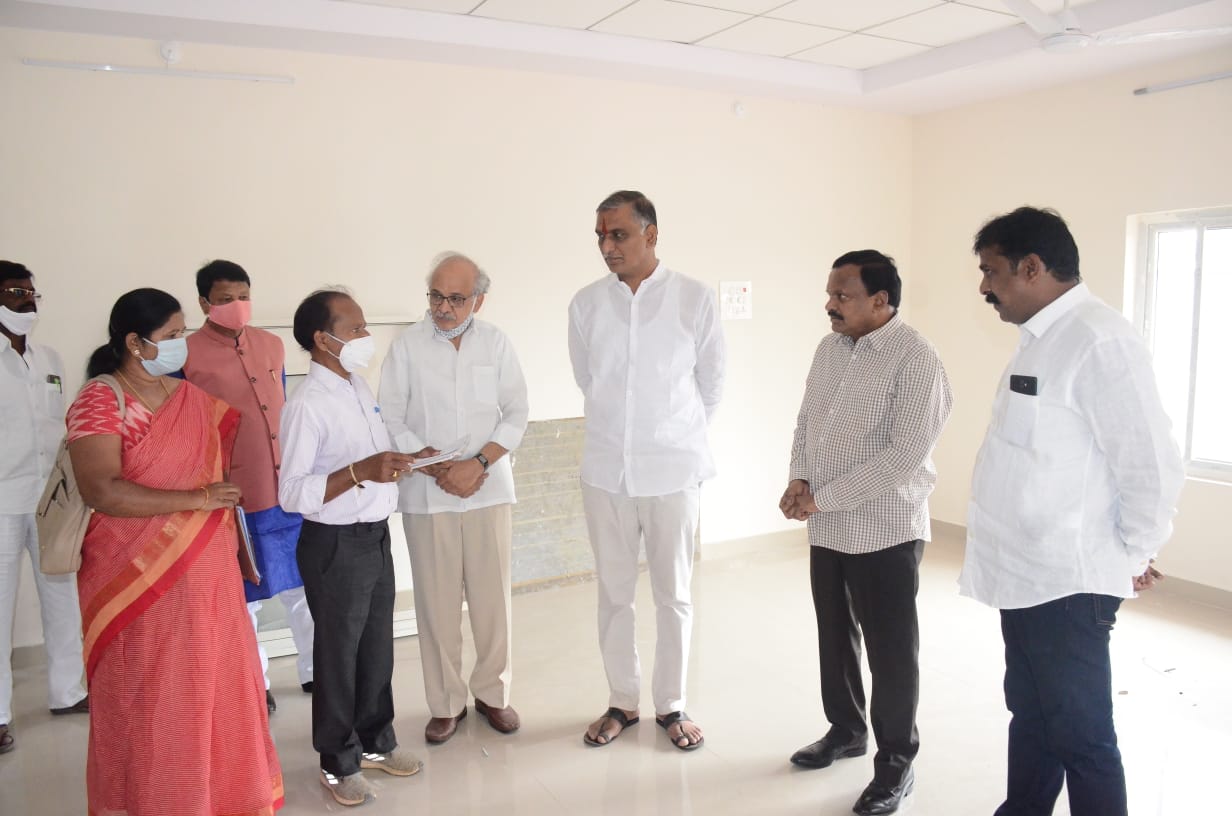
left=348, top=462, right=366, bottom=489
left=199, top=486, right=210, bottom=509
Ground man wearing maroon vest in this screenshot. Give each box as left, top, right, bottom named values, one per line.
left=181, top=260, right=313, bottom=713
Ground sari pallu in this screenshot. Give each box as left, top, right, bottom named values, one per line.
left=74, top=381, right=284, bottom=816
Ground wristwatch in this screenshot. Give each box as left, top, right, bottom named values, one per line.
left=474, top=452, right=490, bottom=472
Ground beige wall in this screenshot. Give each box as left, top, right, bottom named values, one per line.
left=6, top=26, right=1226, bottom=651
left=911, top=49, right=1232, bottom=591
left=1, top=28, right=912, bottom=647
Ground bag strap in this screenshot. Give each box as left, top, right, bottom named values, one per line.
left=87, top=373, right=127, bottom=422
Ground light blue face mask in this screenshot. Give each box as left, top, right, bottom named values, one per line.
left=141, top=336, right=188, bottom=376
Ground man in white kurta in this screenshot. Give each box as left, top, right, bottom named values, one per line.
left=0, top=261, right=88, bottom=755
left=569, top=191, right=725, bottom=751
left=379, top=253, right=529, bottom=744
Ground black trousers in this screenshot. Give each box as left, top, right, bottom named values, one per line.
left=810, top=540, right=923, bottom=786
left=996, top=594, right=1127, bottom=816
left=297, top=518, right=397, bottom=777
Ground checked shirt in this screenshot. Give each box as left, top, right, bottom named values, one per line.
left=789, top=315, right=952, bottom=554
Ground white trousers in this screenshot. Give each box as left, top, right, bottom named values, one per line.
left=0, top=513, right=87, bottom=724
left=403, top=504, right=513, bottom=717
left=247, top=586, right=315, bottom=688
left=581, top=482, right=700, bottom=715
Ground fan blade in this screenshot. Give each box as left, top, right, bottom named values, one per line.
left=1001, top=0, right=1066, bottom=35
left=1094, top=25, right=1232, bottom=46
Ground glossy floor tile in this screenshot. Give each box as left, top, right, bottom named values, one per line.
left=2, top=528, right=1229, bottom=815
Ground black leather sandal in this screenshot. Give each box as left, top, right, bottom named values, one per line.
left=657, top=710, right=704, bottom=751
left=583, top=707, right=639, bottom=747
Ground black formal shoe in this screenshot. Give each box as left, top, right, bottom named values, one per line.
left=50, top=695, right=89, bottom=716
left=790, top=730, right=868, bottom=769
left=852, top=768, right=914, bottom=815
left=301, top=682, right=314, bottom=694
left=266, top=690, right=277, bottom=715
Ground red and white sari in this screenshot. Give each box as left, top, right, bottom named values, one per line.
left=67, top=380, right=283, bottom=816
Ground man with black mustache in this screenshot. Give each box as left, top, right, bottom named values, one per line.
left=965, top=207, right=1183, bottom=816
left=0, top=260, right=89, bottom=756
left=780, top=250, right=951, bottom=816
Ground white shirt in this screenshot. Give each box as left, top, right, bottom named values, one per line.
left=568, top=263, right=725, bottom=497
left=790, top=316, right=953, bottom=554
left=278, top=361, right=398, bottom=525
left=962, top=284, right=1185, bottom=609
left=378, top=318, right=529, bottom=515
left=0, top=339, right=66, bottom=515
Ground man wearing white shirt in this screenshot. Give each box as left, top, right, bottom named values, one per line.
left=964, top=208, right=1184, bottom=816
left=0, top=261, right=89, bottom=755
left=569, top=191, right=725, bottom=751
left=379, top=252, right=529, bottom=744
left=279, top=289, right=422, bottom=807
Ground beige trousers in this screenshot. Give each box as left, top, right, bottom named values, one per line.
left=403, top=503, right=513, bottom=717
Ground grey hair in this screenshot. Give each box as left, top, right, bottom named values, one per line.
left=427, top=251, right=490, bottom=295
left=596, top=190, right=657, bottom=231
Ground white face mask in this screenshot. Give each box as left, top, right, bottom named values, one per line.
left=0, top=305, right=38, bottom=337
left=326, top=333, right=375, bottom=373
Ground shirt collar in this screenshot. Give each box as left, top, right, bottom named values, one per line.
left=608, top=260, right=667, bottom=293
left=1021, top=282, right=1090, bottom=340
left=839, top=312, right=902, bottom=349
left=307, top=360, right=352, bottom=392
left=195, top=322, right=247, bottom=348
left=0, top=338, right=33, bottom=360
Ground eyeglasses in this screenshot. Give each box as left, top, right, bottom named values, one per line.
left=0, top=287, right=42, bottom=301
left=427, top=292, right=475, bottom=308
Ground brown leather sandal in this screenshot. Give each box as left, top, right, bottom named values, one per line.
left=0, top=724, right=14, bottom=754
left=583, top=707, right=639, bottom=747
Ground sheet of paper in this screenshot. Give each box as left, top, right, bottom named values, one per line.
left=409, top=435, right=470, bottom=470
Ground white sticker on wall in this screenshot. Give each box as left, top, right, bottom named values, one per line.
left=720, top=281, right=752, bottom=320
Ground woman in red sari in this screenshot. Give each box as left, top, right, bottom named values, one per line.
left=67, top=288, right=283, bottom=816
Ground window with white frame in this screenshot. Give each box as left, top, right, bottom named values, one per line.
left=1134, top=208, right=1232, bottom=476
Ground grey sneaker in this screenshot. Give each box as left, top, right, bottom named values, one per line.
left=360, top=746, right=424, bottom=777
left=320, top=769, right=374, bottom=806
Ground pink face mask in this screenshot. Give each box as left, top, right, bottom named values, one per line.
left=208, top=299, right=252, bottom=331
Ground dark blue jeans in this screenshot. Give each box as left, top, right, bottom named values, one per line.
left=995, top=594, right=1127, bottom=816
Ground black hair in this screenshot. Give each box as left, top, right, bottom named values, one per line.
left=973, top=206, right=1080, bottom=282
left=87, top=288, right=182, bottom=377
left=196, top=259, right=251, bottom=299
left=292, top=289, right=348, bottom=352
left=596, top=190, right=657, bottom=229
left=831, top=249, right=902, bottom=308
left=0, top=260, right=33, bottom=283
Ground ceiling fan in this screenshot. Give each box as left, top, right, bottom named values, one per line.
left=1001, top=0, right=1232, bottom=53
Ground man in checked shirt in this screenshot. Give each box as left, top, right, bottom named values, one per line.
left=780, top=250, right=952, bottom=816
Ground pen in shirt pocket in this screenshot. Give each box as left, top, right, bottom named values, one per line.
left=46, top=374, right=63, bottom=394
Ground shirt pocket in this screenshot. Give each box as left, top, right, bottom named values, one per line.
left=999, top=391, right=1038, bottom=448
left=472, top=365, right=499, bottom=406
left=45, top=381, right=66, bottom=420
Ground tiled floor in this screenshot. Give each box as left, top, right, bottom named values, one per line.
left=2, top=527, right=1229, bottom=815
